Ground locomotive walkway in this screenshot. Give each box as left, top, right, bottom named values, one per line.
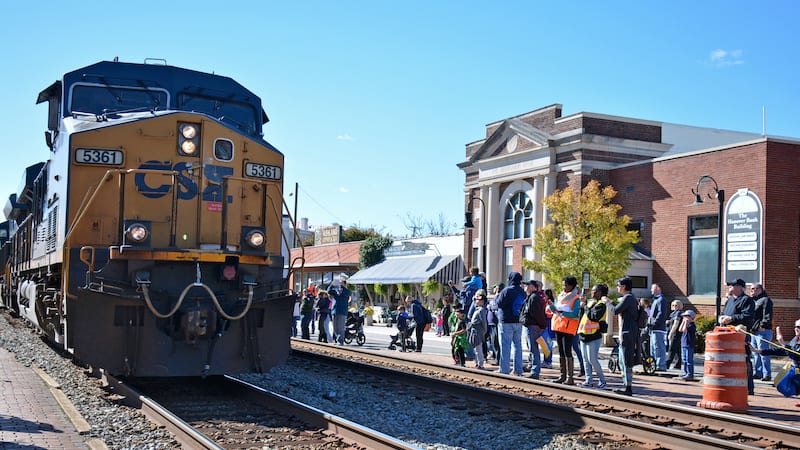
left=0, top=348, right=100, bottom=449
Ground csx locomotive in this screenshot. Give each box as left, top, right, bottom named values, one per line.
left=0, top=59, right=297, bottom=377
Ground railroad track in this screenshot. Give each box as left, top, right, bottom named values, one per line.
left=101, top=372, right=419, bottom=450
left=293, top=340, right=800, bottom=450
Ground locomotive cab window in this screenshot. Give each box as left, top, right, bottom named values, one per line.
left=214, top=139, right=234, bottom=161
left=177, top=94, right=258, bottom=136
left=70, top=84, right=168, bottom=115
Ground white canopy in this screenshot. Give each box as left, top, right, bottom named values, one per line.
left=347, top=254, right=463, bottom=285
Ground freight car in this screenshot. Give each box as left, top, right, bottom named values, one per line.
left=1, top=59, right=297, bottom=377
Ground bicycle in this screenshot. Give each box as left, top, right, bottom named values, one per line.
left=608, top=335, right=656, bottom=375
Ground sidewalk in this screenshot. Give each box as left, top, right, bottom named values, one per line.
left=307, top=323, right=790, bottom=383
left=0, top=348, right=90, bottom=449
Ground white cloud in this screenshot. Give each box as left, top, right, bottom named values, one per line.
left=709, top=48, right=744, bottom=67
left=336, top=133, right=353, bottom=141
left=339, top=187, right=349, bottom=193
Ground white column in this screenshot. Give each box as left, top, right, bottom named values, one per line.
left=542, top=173, right=556, bottom=228
left=532, top=176, right=543, bottom=280
left=485, top=184, right=499, bottom=285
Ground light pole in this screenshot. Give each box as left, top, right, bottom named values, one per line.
left=690, top=175, right=725, bottom=322
left=289, top=182, right=299, bottom=248
left=464, top=196, right=487, bottom=273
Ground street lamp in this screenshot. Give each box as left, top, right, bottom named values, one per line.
left=464, top=196, right=487, bottom=272
left=690, top=175, right=725, bottom=322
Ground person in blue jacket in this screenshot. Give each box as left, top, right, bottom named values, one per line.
left=495, top=271, right=526, bottom=375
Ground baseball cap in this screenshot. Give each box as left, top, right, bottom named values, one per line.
left=682, top=310, right=696, bottom=319
left=726, top=279, right=746, bottom=287
left=525, top=280, right=539, bottom=287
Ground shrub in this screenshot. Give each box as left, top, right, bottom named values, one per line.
left=422, top=279, right=440, bottom=297
left=694, top=314, right=716, bottom=353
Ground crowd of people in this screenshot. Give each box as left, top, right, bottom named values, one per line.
left=293, top=269, right=800, bottom=404
left=295, top=274, right=354, bottom=345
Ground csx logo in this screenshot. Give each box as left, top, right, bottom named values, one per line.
left=134, top=161, right=233, bottom=203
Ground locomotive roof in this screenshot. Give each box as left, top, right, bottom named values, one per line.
left=39, top=60, right=269, bottom=126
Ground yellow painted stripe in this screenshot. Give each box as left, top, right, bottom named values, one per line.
left=109, top=248, right=272, bottom=264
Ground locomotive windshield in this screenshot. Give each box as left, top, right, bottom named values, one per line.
left=71, top=84, right=168, bottom=115
left=69, top=84, right=259, bottom=135
left=177, top=94, right=259, bottom=136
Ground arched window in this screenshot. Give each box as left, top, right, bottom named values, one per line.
left=504, top=192, right=533, bottom=240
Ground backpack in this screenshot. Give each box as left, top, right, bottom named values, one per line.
left=637, top=305, right=648, bottom=329
left=511, top=291, right=526, bottom=318
left=519, top=297, right=532, bottom=325
left=422, top=306, right=433, bottom=324
left=300, top=295, right=314, bottom=314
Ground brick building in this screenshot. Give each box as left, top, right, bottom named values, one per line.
left=459, top=103, right=799, bottom=330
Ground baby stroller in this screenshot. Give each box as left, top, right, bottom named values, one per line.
left=389, top=320, right=417, bottom=352
left=344, top=311, right=366, bottom=346
left=608, top=335, right=656, bottom=375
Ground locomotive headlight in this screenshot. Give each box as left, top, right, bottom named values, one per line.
left=178, top=123, right=200, bottom=156
left=245, top=229, right=265, bottom=248
left=180, top=140, right=197, bottom=154
left=126, top=223, right=149, bottom=243
left=180, top=124, right=198, bottom=139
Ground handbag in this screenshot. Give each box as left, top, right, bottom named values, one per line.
left=551, top=314, right=579, bottom=335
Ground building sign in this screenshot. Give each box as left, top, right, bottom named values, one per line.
left=315, top=225, right=342, bottom=245
left=384, top=242, right=430, bottom=257
left=724, top=188, right=762, bottom=284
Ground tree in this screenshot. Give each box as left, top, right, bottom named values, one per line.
left=424, top=212, right=457, bottom=236
left=359, top=235, right=393, bottom=269
left=523, top=180, right=639, bottom=288
left=342, top=226, right=383, bottom=242
left=401, top=211, right=456, bottom=237
left=402, top=212, right=425, bottom=237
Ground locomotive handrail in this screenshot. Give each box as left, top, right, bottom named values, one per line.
left=63, top=168, right=179, bottom=300
left=279, top=195, right=306, bottom=291
left=64, top=168, right=179, bottom=247
left=219, top=174, right=275, bottom=254
left=219, top=174, right=306, bottom=283
left=79, top=246, right=96, bottom=272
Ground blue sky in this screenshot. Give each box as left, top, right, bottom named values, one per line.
left=2, top=1, right=798, bottom=237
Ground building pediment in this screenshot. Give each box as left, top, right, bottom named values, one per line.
left=464, top=119, right=554, bottom=166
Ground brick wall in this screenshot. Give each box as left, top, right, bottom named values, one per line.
left=609, top=140, right=800, bottom=331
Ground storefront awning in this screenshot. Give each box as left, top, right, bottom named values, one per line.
left=347, top=254, right=463, bottom=285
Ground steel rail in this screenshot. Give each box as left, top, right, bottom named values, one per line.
left=102, top=370, right=420, bottom=450
left=225, top=375, right=421, bottom=450
left=102, top=372, right=223, bottom=450
left=293, top=341, right=798, bottom=450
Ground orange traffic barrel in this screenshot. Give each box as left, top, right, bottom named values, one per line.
left=697, top=326, right=748, bottom=412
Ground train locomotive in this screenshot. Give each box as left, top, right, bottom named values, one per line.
left=0, top=59, right=297, bottom=377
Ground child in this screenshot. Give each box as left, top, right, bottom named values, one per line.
left=435, top=309, right=444, bottom=336
left=388, top=305, right=410, bottom=352
left=469, top=294, right=489, bottom=369
left=678, top=310, right=697, bottom=381
left=665, top=300, right=684, bottom=370
left=451, top=309, right=469, bottom=366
